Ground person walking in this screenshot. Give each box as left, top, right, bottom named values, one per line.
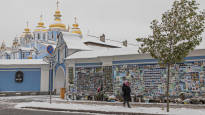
left=122, top=81, right=131, bottom=108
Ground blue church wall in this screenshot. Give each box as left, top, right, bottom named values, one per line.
left=37, top=53, right=49, bottom=59
left=53, top=31, right=57, bottom=41
left=36, top=43, right=50, bottom=59
left=31, top=42, right=35, bottom=48
left=0, top=68, right=41, bottom=92
left=47, top=31, right=58, bottom=41
left=48, top=31, right=52, bottom=40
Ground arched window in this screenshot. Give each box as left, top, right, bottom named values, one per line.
left=15, top=71, right=24, bottom=83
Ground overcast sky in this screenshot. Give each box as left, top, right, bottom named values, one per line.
left=0, top=0, right=205, bottom=48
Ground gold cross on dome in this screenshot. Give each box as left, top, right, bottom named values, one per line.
left=26, top=21, right=29, bottom=28
left=40, top=14, right=43, bottom=21
left=56, top=0, right=60, bottom=9
left=74, top=17, right=77, bottom=24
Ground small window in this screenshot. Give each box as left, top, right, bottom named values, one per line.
left=38, top=33, right=40, bottom=40
left=43, top=33, right=46, bottom=40
left=15, top=71, right=24, bottom=83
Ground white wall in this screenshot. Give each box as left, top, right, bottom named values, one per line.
left=40, top=65, right=50, bottom=92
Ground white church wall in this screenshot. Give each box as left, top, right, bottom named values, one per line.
left=100, top=57, right=113, bottom=66
left=40, top=65, right=49, bottom=92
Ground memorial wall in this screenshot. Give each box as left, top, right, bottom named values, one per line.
left=73, top=60, right=205, bottom=98
left=113, top=60, right=205, bottom=98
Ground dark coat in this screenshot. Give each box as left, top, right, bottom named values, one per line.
left=122, top=84, right=131, bottom=101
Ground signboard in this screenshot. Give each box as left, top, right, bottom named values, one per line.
left=47, top=45, right=54, bottom=55
left=15, top=71, right=24, bottom=83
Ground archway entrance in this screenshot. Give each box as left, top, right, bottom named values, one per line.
left=54, top=67, right=65, bottom=94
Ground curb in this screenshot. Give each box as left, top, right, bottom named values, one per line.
left=64, top=101, right=205, bottom=109
left=22, top=107, right=165, bottom=115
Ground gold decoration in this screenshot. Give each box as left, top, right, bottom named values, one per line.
left=24, top=21, right=31, bottom=33
left=49, top=0, right=66, bottom=30
left=71, top=17, right=82, bottom=35
left=34, top=15, right=47, bottom=32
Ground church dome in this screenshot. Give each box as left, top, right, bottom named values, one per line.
left=49, top=0, right=66, bottom=30
left=49, top=8, right=66, bottom=30
left=21, top=22, right=33, bottom=38
left=34, top=15, right=47, bottom=32
left=71, top=17, right=82, bottom=35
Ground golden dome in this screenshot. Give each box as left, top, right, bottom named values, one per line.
left=49, top=0, right=66, bottom=30
left=34, top=28, right=47, bottom=32
left=72, top=30, right=82, bottom=35
left=23, top=21, right=31, bottom=33
left=49, top=10, right=66, bottom=30
left=49, top=23, right=66, bottom=29
left=24, top=28, right=30, bottom=33
left=37, top=22, right=45, bottom=28
left=34, top=15, right=47, bottom=32
left=72, top=23, right=79, bottom=28
left=21, top=22, right=32, bottom=38
left=54, top=10, right=62, bottom=19
left=71, top=17, right=82, bottom=35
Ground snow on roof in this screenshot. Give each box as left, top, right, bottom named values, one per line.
left=62, top=32, right=91, bottom=51
left=67, top=47, right=139, bottom=59
left=64, top=39, right=91, bottom=51
left=62, top=32, right=82, bottom=40
left=0, top=59, right=48, bottom=65
left=83, top=35, right=124, bottom=48
left=39, top=42, right=56, bottom=49
left=19, top=47, right=35, bottom=51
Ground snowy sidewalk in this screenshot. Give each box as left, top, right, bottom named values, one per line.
left=15, top=102, right=205, bottom=115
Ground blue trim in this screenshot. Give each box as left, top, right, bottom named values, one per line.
left=113, top=56, right=205, bottom=65
left=113, top=59, right=157, bottom=64
left=49, top=69, right=53, bottom=91
left=184, top=56, right=205, bottom=60
left=75, top=62, right=102, bottom=67
left=58, top=49, right=60, bottom=62
left=55, top=63, right=66, bottom=77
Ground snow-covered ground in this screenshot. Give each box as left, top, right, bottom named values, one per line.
left=15, top=102, right=205, bottom=115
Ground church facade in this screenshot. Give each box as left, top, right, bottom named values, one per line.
left=0, top=1, right=122, bottom=94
